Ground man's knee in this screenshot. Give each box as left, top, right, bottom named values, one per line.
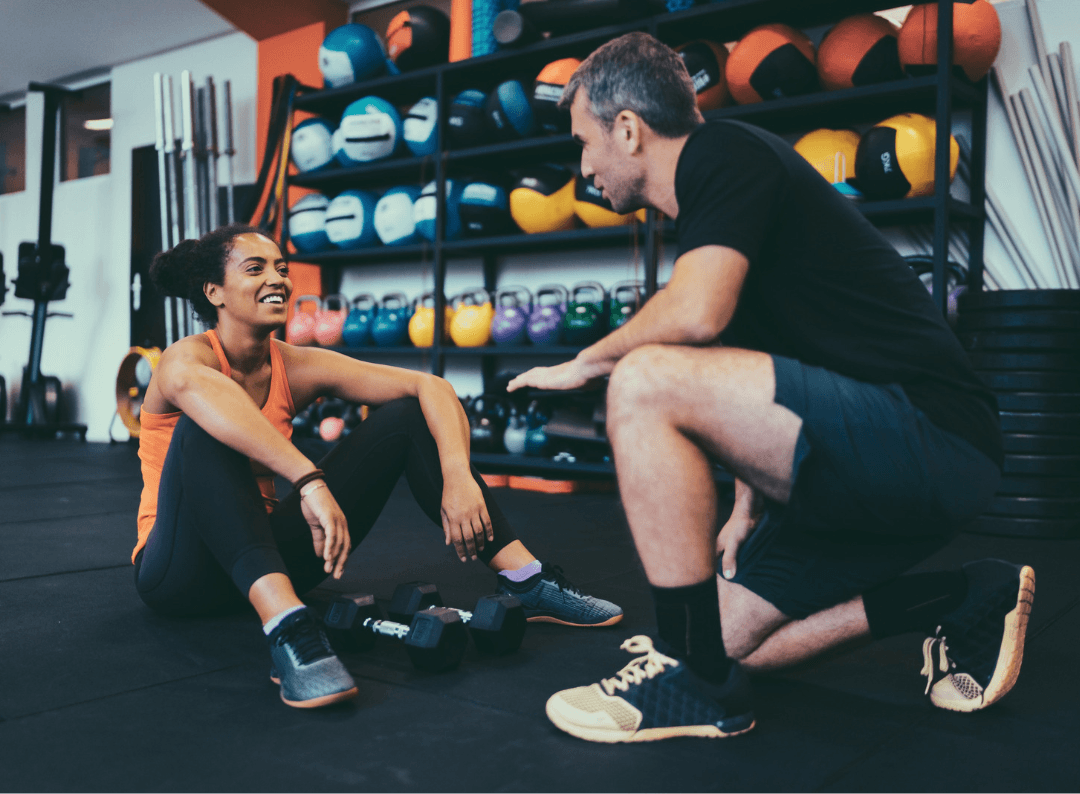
left=607, top=345, right=689, bottom=430
left=719, top=576, right=790, bottom=660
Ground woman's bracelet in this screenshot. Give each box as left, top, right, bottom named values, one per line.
left=292, top=468, right=326, bottom=493
left=300, top=482, right=327, bottom=500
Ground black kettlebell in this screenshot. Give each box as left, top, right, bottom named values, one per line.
left=469, top=396, right=497, bottom=453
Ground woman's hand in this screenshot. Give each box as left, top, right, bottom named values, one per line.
left=717, top=478, right=763, bottom=580
left=299, top=483, right=351, bottom=579
left=441, top=473, right=492, bottom=562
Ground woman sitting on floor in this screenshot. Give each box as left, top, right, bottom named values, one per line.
left=134, top=224, right=622, bottom=709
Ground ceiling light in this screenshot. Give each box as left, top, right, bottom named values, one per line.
left=84, top=118, right=113, bottom=131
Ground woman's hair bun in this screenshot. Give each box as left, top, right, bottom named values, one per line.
left=149, top=238, right=200, bottom=299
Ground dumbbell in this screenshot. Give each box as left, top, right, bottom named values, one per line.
left=389, top=581, right=527, bottom=656
left=321, top=593, right=468, bottom=672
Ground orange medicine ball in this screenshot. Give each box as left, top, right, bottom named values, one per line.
left=533, top=57, right=581, bottom=134
left=726, top=23, right=817, bottom=105
left=898, top=0, right=1001, bottom=82
left=817, top=14, right=903, bottom=91
left=676, top=40, right=730, bottom=111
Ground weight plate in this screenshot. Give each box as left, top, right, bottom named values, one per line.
left=1003, top=454, right=1080, bottom=476
left=959, top=331, right=1080, bottom=351
left=996, top=392, right=1080, bottom=412
left=976, top=370, right=1080, bottom=391
left=965, top=515, right=1080, bottom=539
left=987, top=495, right=1080, bottom=518
left=999, top=412, right=1080, bottom=435
left=957, top=310, right=1080, bottom=331
left=998, top=475, right=1080, bottom=496
left=1003, top=433, right=1080, bottom=454
left=967, top=352, right=1080, bottom=372
left=959, top=289, right=1080, bottom=311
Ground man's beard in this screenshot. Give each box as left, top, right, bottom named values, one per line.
left=609, top=172, right=647, bottom=215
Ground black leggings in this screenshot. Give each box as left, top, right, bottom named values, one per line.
left=135, top=397, right=519, bottom=616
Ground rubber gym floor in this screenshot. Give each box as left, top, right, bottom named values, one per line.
left=1, top=436, right=1077, bottom=793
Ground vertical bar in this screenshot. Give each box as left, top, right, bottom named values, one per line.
left=181, top=71, right=199, bottom=336
left=163, top=76, right=182, bottom=251
left=433, top=70, right=447, bottom=379
left=644, top=209, right=658, bottom=296
left=931, top=0, right=955, bottom=315
left=223, top=80, right=236, bottom=224
left=205, top=78, right=221, bottom=231
left=194, top=86, right=209, bottom=235
left=153, top=74, right=175, bottom=346
left=968, top=78, right=989, bottom=291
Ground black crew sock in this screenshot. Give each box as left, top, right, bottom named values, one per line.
left=862, top=570, right=969, bottom=640
left=651, top=579, right=733, bottom=683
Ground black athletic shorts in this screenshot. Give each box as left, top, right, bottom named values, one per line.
left=727, top=355, right=1001, bottom=619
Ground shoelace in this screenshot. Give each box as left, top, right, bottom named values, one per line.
left=544, top=564, right=585, bottom=597
left=278, top=616, right=334, bottom=666
left=600, top=636, right=679, bottom=696
left=920, top=629, right=956, bottom=695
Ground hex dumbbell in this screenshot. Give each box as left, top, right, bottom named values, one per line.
left=389, top=581, right=527, bottom=656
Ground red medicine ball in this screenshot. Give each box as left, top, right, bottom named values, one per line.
left=898, top=0, right=1002, bottom=82
left=726, top=24, right=818, bottom=105
left=817, top=14, right=904, bottom=91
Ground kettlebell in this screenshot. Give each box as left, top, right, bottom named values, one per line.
left=342, top=293, right=377, bottom=347
left=503, top=408, right=527, bottom=455
left=314, top=293, right=349, bottom=347
left=608, top=280, right=644, bottom=331
left=491, top=285, right=533, bottom=347
left=526, top=284, right=568, bottom=346
left=468, top=396, right=497, bottom=453
left=371, top=292, right=412, bottom=347
left=562, top=281, right=607, bottom=346
left=524, top=400, right=549, bottom=457
left=408, top=292, right=452, bottom=348
left=449, top=289, right=495, bottom=347
left=286, top=295, right=322, bottom=346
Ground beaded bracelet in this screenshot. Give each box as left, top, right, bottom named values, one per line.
left=292, top=468, right=326, bottom=493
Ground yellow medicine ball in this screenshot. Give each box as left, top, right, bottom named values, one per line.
left=854, top=113, right=958, bottom=200
left=509, top=165, right=576, bottom=234
left=794, top=128, right=861, bottom=184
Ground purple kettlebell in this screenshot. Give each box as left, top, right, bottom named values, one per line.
left=527, top=284, right=568, bottom=346
left=491, top=285, right=533, bottom=346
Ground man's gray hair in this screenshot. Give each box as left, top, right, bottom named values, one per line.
left=559, top=32, right=701, bottom=138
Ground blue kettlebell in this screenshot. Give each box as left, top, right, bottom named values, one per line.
left=371, top=292, right=411, bottom=347
left=524, top=400, right=549, bottom=457
left=527, top=284, right=568, bottom=346
left=342, top=293, right=377, bottom=347
left=491, top=285, right=533, bottom=346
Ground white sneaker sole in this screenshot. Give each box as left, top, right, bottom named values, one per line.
left=545, top=698, right=754, bottom=743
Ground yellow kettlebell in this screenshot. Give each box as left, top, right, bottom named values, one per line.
left=408, top=292, right=453, bottom=347
left=449, top=289, right=494, bottom=347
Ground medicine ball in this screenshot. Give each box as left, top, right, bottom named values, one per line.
left=386, top=6, right=450, bottom=71
left=726, top=23, right=818, bottom=104
left=403, top=97, right=438, bottom=156
left=290, top=118, right=335, bottom=173
left=288, top=194, right=331, bottom=254
left=334, top=97, right=402, bottom=165
left=447, top=89, right=489, bottom=149
left=414, top=180, right=464, bottom=241
left=319, top=24, right=394, bottom=88
left=676, top=40, right=730, bottom=111
left=817, top=14, right=903, bottom=91
left=898, top=0, right=1001, bottom=82
left=573, top=175, right=644, bottom=228
left=460, top=181, right=512, bottom=237
left=793, top=129, right=861, bottom=193
left=510, top=165, right=576, bottom=234
left=374, top=186, right=422, bottom=246
left=325, top=190, right=381, bottom=249
left=854, top=113, right=958, bottom=200
left=533, top=58, right=580, bottom=134
left=486, top=79, right=536, bottom=140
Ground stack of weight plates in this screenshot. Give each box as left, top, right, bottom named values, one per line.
left=957, top=289, right=1080, bottom=538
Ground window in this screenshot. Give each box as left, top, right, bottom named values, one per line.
left=0, top=104, right=26, bottom=194
left=60, top=82, right=110, bottom=181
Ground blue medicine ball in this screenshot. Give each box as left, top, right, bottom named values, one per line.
left=460, top=181, right=511, bottom=237
left=325, top=190, right=380, bottom=249
left=486, top=80, right=535, bottom=140
left=403, top=97, right=438, bottom=157
left=288, top=193, right=331, bottom=253
left=414, top=180, right=463, bottom=242
left=374, top=186, right=422, bottom=246
left=447, top=89, right=489, bottom=149
left=290, top=118, right=335, bottom=173
left=334, top=96, right=403, bottom=165
left=319, top=24, right=397, bottom=88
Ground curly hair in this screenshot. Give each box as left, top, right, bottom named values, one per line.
left=149, top=224, right=270, bottom=328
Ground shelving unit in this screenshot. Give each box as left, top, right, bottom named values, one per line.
left=284, top=0, right=987, bottom=477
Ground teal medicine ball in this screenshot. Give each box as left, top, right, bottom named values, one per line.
left=288, top=194, right=331, bottom=253
left=486, top=79, right=535, bottom=141
left=319, top=24, right=397, bottom=88
left=374, top=186, right=422, bottom=246
left=325, top=190, right=380, bottom=249
left=290, top=118, right=335, bottom=173
left=447, top=89, right=489, bottom=149
left=333, top=96, right=402, bottom=165
left=403, top=97, right=438, bottom=156
left=460, top=181, right=511, bottom=237
left=414, top=180, right=463, bottom=241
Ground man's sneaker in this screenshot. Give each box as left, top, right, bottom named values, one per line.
left=267, top=608, right=359, bottom=708
left=920, top=559, right=1035, bottom=713
left=546, top=636, right=755, bottom=743
left=497, top=562, right=623, bottom=626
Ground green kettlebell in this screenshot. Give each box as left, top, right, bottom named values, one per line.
left=609, top=281, right=644, bottom=331
left=562, top=281, right=607, bottom=346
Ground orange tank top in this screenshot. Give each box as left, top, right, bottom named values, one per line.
left=132, top=329, right=296, bottom=562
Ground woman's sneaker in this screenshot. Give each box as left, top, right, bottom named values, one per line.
left=497, top=562, right=623, bottom=626
left=546, top=636, right=756, bottom=743
left=267, top=608, right=358, bottom=708
left=920, top=559, right=1035, bottom=712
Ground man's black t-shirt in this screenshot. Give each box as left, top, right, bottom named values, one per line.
left=674, top=120, right=1002, bottom=466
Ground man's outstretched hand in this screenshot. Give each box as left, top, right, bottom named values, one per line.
left=507, top=357, right=609, bottom=393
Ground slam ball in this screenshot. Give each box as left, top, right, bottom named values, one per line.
left=319, top=24, right=395, bottom=88
left=414, top=180, right=465, bottom=241
left=290, top=118, right=335, bottom=172
left=794, top=129, right=861, bottom=189
left=854, top=113, right=958, bottom=200
left=386, top=6, right=450, bottom=71
left=460, top=181, right=512, bottom=237
left=573, top=175, right=645, bottom=228
left=486, top=80, right=536, bottom=140
left=374, top=186, right=422, bottom=246
left=898, top=0, right=1001, bottom=82
left=510, top=165, right=576, bottom=234
left=817, top=14, right=903, bottom=91
left=533, top=58, right=581, bottom=134
left=447, top=89, right=489, bottom=149
left=334, top=96, right=402, bottom=165
left=288, top=193, right=331, bottom=254
left=403, top=97, right=438, bottom=156
left=325, top=190, right=381, bottom=249
left=676, top=40, right=730, bottom=111
left=726, top=23, right=818, bottom=104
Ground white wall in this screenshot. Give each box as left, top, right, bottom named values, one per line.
left=0, top=31, right=257, bottom=441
